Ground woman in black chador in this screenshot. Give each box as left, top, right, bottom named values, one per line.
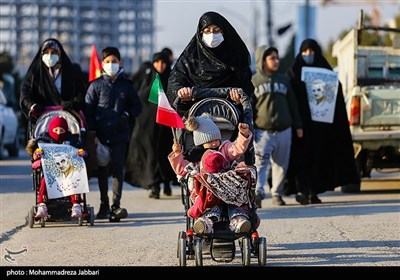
left=124, top=52, right=176, bottom=199
left=285, top=38, right=360, bottom=204
left=20, top=38, right=85, bottom=119
left=166, top=11, right=255, bottom=164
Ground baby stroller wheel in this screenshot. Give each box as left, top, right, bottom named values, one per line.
left=194, top=238, right=203, bottom=266
left=241, top=237, right=251, bottom=266
left=258, top=237, right=267, bottom=266
left=177, top=231, right=187, bottom=266
left=28, top=207, right=35, bottom=228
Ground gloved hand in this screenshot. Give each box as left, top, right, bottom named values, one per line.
left=33, top=148, right=44, bottom=160
left=61, top=101, right=73, bottom=111
left=77, top=149, right=88, bottom=158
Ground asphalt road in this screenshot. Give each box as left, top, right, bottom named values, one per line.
left=0, top=151, right=399, bottom=270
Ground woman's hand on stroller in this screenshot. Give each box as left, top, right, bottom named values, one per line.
left=177, top=87, right=193, bottom=102
left=29, top=103, right=45, bottom=119
left=229, top=88, right=244, bottom=104
left=238, top=123, right=250, bottom=138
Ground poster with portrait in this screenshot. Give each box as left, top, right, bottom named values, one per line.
left=38, top=143, right=89, bottom=199
left=301, top=67, right=339, bottom=123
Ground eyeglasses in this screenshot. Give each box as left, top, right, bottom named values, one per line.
left=202, top=27, right=222, bottom=34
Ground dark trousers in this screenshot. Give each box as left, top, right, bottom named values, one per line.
left=98, top=142, right=127, bottom=209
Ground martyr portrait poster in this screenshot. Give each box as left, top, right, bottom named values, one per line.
left=38, top=143, right=89, bottom=199
left=301, top=66, right=339, bottom=123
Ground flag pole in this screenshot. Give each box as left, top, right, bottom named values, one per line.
left=171, top=127, right=177, bottom=144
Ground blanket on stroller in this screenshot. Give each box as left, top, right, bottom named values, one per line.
left=197, top=163, right=256, bottom=207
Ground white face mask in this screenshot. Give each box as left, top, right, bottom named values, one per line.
left=42, top=54, right=59, bottom=68
left=202, top=33, right=224, bottom=48
left=103, top=63, right=120, bottom=77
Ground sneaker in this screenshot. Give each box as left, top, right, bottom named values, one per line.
left=149, top=185, right=160, bottom=199
left=232, top=216, right=251, bottom=233
left=96, top=204, right=110, bottom=219
left=71, top=204, right=82, bottom=218
left=255, top=192, right=263, bottom=209
left=193, top=219, right=207, bottom=234
left=35, top=203, right=48, bottom=218
left=309, top=194, right=322, bottom=204
left=295, top=192, right=309, bottom=205
left=110, top=207, right=128, bottom=219
left=272, top=195, right=286, bottom=206
left=193, top=217, right=213, bottom=234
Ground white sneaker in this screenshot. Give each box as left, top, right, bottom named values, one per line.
left=193, top=217, right=213, bottom=234
left=71, top=204, right=82, bottom=218
left=193, top=219, right=206, bottom=234
left=35, top=203, right=48, bottom=218
left=230, top=216, right=251, bottom=233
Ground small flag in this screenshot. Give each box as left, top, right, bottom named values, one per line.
left=149, top=73, right=185, bottom=128
left=88, top=44, right=102, bottom=82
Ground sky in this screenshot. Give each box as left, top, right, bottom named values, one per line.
left=154, top=0, right=400, bottom=59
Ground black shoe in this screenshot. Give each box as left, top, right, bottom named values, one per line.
left=295, top=192, right=309, bottom=205
left=109, top=215, right=121, bottom=222
left=110, top=207, right=128, bottom=219
left=255, top=192, right=263, bottom=209
left=163, top=182, right=172, bottom=196
left=272, top=195, right=286, bottom=206
left=96, top=204, right=110, bottom=219
left=149, top=185, right=160, bottom=199
left=309, top=194, right=322, bottom=204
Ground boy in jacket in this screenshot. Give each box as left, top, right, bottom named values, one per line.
left=85, top=47, right=142, bottom=222
left=251, top=46, right=303, bottom=208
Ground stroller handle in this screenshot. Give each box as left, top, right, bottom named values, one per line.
left=173, top=87, right=251, bottom=111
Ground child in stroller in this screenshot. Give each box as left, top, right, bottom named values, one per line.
left=26, top=107, right=94, bottom=227
left=169, top=114, right=259, bottom=234
left=26, top=115, right=86, bottom=218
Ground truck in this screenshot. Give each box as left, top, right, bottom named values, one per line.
left=332, top=10, right=400, bottom=193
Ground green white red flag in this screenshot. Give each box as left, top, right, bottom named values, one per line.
left=148, top=73, right=185, bottom=128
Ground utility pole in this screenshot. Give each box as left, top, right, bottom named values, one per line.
left=305, top=0, right=310, bottom=38
left=266, top=0, right=274, bottom=46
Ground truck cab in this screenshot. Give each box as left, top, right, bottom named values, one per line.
left=332, top=13, right=400, bottom=192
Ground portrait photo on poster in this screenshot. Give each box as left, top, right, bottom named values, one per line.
left=38, top=143, right=89, bottom=199
left=301, top=66, right=339, bottom=123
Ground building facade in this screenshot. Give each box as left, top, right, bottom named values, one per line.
left=0, top=0, right=154, bottom=75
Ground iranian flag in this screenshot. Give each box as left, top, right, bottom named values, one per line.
left=88, top=44, right=102, bottom=82
left=148, top=73, right=185, bottom=128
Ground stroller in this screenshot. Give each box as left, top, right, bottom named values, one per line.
left=27, top=106, right=95, bottom=228
left=174, top=89, right=267, bottom=266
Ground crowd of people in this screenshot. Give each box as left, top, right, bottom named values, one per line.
left=18, top=11, right=359, bottom=225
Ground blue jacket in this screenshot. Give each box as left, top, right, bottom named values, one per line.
left=85, top=71, right=142, bottom=145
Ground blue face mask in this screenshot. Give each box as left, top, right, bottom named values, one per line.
left=302, top=53, right=314, bottom=65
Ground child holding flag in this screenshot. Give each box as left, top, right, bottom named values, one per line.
left=168, top=114, right=258, bottom=234
left=85, top=46, right=142, bottom=222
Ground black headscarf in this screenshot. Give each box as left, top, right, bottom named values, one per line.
left=167, top=11, right=254, bottom=105
left=20, top=38, right=85, bottom=117
left=291, top=38, right=332, bottom=78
